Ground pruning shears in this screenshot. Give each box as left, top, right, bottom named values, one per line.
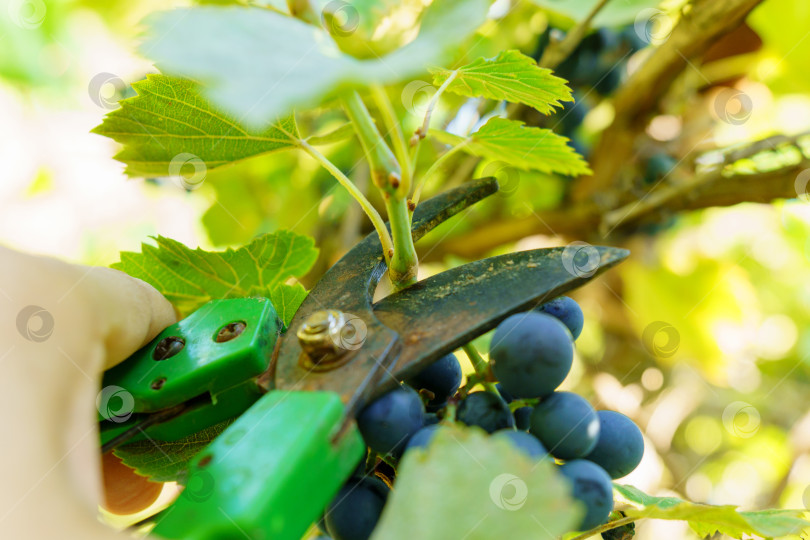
left=99, top=177, right=628, bottom=540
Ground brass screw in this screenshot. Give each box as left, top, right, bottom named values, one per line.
left=297, top=310, right=352, bottom=367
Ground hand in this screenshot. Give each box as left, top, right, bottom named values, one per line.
left=0, top=246, right=176, bottom=538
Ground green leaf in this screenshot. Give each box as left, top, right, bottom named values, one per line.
left=372, top=425, right=581, bottom=540
left=114, top=419, right=233, bottom=483
left=529, top=0, right=663, bottom=28
left=269, top=283, right=308, bottom=328
left=614, top=484, right=810, bottom=539
left=432, top=117, right=591, bottom=176
left=91, top=74, right=300, bottom=177
left=111, top=230, right=318, bottom=322
left=430, top=50, right=573, bottom=115
left=139, top=0, right=491, bottom=126
left=307, top=122, right=356, bottom=145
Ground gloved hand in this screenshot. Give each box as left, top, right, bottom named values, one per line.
left=0, top=245, right=176, bottom=538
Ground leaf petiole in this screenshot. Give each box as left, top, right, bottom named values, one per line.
left=299, top=140, right=394, bottom=259
left=412, top=140, right=468, bottom=206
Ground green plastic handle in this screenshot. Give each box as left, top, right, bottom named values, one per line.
left=152, top=390, right=366, bottom=540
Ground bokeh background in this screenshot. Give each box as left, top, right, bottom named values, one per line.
left=3, top=0, right=810, bottom=538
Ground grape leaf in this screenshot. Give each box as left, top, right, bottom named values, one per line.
left=529, top=0, right=663, bottom=28
left=432, top=117, right=591, bottom=176
left=139, top=0, right=491, bottom=126
left=91, top=74, right=300, bottom=178
left=372, top=425, right=581, bottom=540
left=430, top=50, right=573, bottom=115
left=269, top=283, right=308, bottom=327
left=111, top=230, right=318, bottom=322
left=307, top=122, right=356, bottom=145
left=114, top=420, right=233, bottom=483
left=614, top=484, right=810, bottom=539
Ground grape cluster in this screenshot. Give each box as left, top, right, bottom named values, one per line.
left=532, top=26, right=648, bottom=158
left=318, top=297, right=644, bottom=539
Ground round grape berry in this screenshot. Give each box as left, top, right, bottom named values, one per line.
left=513, top=406, right=532, bottom=431
left=457, top=391, right=515, bottom=433
left=585, top=411, right=644, bottom=479
left=357, top=386, right=424, bottom=457
left=529, top=392, right=599, bottom=459
left=490, top=312, right=574, bottom=399
left=493, top=430, right=548, bottom=460
left=404, top=424, right=441, bottom=452
left=559, top=460, right=614, bottom=531
left=325, top=476, right=389, bottom=540
left=535, top=296, right=584, bottom=340
left=407, top=353, right=462, bottom=409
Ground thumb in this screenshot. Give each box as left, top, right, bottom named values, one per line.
left=0, top=246, right=175, bottom=538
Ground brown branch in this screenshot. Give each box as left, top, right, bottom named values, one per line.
left=573, top=0, right=765, bottom=202
left=602, top=131, right=810, bottom=230
left=423, top=149, right=809, bottom=261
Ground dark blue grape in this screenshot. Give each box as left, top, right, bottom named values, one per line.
left=457, top=391, right=515, bottom=433
left=493, top=430, right=548, bottom=460
left=620, top=25, right=648, bottom=53
left=535, top=296, right=584, bottom=340
left=593, top=64, right=623, bottom=95
left=514, top=406, right=532, bottom=431
left=407, top=353, right=462, bottom=409
left=404, top=424, right=441, bottom=452
left=490, top=312, right=574, bottom=399
left=559, top=460, right=614, bottom=530
left=357, top=386, right=424, bottom=456
left=325, top=476, right=389, bottom=540
left=496, top=383, right=514, bottom=403
left=555, top=95, right=589, bottom=135
left=530, top=392, right=599, bottom=459
left=643, top=153, right=677, bottom=185
left=585, top=411, right=644, bottom=479
left=424, top=412, right=440, bottom=426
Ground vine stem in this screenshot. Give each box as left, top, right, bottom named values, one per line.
left=568, top=515, right=638, bottom=540
left=371, top=85, right=412, bottom=196
left=413, top=70, right=458, bottom=144
left=299, top=140, right=394, bottom=258
left=412, top=141, right=468, bottom=206
left=462, top=343, right=498, bottom=394
left=341, top=91, right=418, bottom=290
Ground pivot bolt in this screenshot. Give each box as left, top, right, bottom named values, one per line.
left=297, top=310, right=354, bottom=367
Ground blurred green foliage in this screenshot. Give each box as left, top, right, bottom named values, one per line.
left=4, top=0, right=810, bottom=537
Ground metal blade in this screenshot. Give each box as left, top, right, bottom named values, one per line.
left=273, top=178, right=499, bottom=418
left=370, top=246, right=629, bottom=397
